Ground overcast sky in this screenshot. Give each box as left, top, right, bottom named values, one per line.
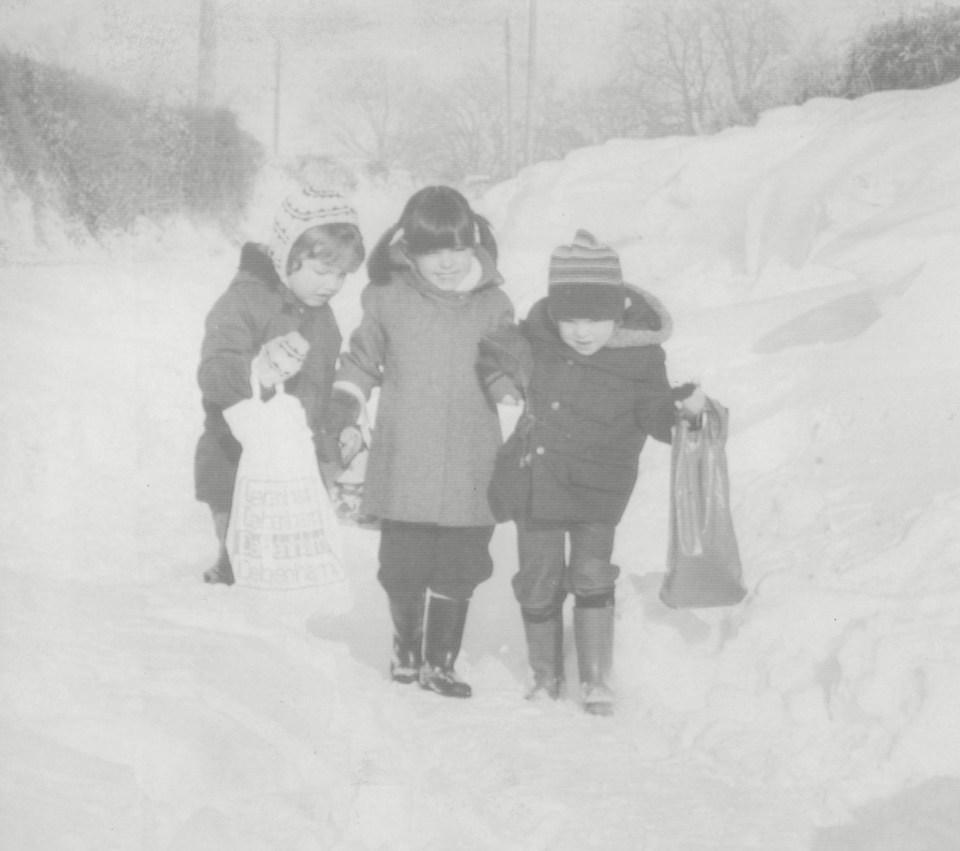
left=1, top=0, right=954, bottom=151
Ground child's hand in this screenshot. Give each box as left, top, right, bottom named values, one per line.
left=339, top=425, right=364, bottom=467
left=679, top=386, right=706, bottom=418
left=254, top=332, right=310, bottom=388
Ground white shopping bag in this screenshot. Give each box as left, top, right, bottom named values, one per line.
left=224, top=373, right=352, bottom=613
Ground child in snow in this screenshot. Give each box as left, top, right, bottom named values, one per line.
left=478, top=229, right=703, bottom=715
left=332, top=186, right=515, bottom=698
left=194, top=187, right=366, bottom=585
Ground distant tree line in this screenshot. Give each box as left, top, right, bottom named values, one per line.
left=797, top=3, right=960, bottom=100
left=321, top=2, right=960, bottom=184
left=0, top=48, right=262, bottom=234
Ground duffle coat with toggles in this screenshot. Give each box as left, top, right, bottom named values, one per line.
left=480, top=285, right=679, bottom=525
left=337, top=244, right=515, bottom=527
left=194, top=243, right=343, bottom=511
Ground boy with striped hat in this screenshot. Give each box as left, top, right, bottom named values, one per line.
left=479, top=229, right=703, bottom=714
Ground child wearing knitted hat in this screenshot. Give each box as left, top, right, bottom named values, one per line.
left=479, top=229, right=703, bottom=715
left=194, top=187, right=366, bottom=585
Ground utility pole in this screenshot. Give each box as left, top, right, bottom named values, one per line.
left=505, top=17, right=516, bottom=176
left=524, top=0, right=538, bottom=167
left=273, top=39, right=282, bottom=157
left=197, top=0, right=217, bottom=108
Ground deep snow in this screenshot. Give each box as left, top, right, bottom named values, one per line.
left=2, top=80, right=960, bottom=850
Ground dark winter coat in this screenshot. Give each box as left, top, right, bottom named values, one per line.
left=480, top=286, right=678, bottom=525
left=337, top=245, right=514, bottom=526
left=194, top=243, right=343, bottom=511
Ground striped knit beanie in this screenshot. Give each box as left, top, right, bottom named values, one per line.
left=269, top=187, right=359, bottom=284
left=547, top=229, right=625, bottom=322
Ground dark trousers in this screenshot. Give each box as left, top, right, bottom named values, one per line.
left=378, top=521, right=495, bottom=606
left=513, top=517, right=618, bottom=617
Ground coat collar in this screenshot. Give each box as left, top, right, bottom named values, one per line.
left=236, top=242, right=316, bottom=312
left=607, top=285, right=673, bottom=348
left=387, top=243, right=504, bottom=301
left=238, top=242, right=280, bottom=284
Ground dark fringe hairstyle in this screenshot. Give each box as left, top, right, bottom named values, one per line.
left=367, top=185, right=498, bottom=285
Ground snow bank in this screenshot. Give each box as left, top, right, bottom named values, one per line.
left=480, top=79, right=960, bottom=816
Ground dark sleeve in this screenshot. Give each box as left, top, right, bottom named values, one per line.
left=478, top=322, right=534, bottom=400
left=337, top=285, right=387, bottom=398
left=634, top=347, right=678, bottom=445
left=197, top=282, right=266, bottom=407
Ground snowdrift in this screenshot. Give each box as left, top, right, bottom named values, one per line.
left=481, top=77, right=960, bottom=806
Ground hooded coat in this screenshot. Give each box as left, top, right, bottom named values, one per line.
left=194, top=243, right=343, bottom=511
left=337, top=245, right=514, bottom=526
left=481, top=285, right=678, bottom=525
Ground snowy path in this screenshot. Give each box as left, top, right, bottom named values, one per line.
left=4, top=207, right=960, bottom=849
left=3, top=545, right=817, bottom=851
left=0, top=259, right=821, bottom=849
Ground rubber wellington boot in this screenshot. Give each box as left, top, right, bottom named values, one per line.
left=573, top=596, right=615, bottom=716
left=419, top=592, right=472, bottom=698
left=388, top=593, right=424, bottom=684
left=522, top=609, right=564, bottom=700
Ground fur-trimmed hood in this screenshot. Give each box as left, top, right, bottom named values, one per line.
left=237, top=242, right=284, bottom=289
left=528, top=283, right=672, bottom=349
left=233, top=242, right=306, bottom=311
left=479, top=284, right=674, bottom=400
left=607, top=284, right=673, bottom=347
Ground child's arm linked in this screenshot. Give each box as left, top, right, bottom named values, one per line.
left=477, top=325, right=532, bottom=404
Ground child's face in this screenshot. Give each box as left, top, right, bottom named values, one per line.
left=557, top=318, right=617, bottom=356
left=288, top=257, right=347, bottom=307
left=413, top=247, right=474, bottom=291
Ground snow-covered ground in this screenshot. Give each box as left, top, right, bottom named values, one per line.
left=3, top=80, right=960, bottom=850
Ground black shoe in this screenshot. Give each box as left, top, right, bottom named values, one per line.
left=390, top=661, right=420, bottom=685
left=203, top=551, right=234, bottom=585
left=420, top=664, right=472, bottom=698
left=419, top=593, right=472, bottom=699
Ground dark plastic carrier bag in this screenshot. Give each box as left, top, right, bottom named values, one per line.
left=660, top=397, right=747, bottom=609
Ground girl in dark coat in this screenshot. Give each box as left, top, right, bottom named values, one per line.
left=194, top=188, right=365, bottom=584
left=479, top=229, right=703, bottom=714
left=334, top=186, right=515, bottom=698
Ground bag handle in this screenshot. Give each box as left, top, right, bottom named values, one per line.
left=675, top=395, right=727, bottom=443
left=249, top=357, right=285, bottom=402
left=695, top=396, right=727, bottom=441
